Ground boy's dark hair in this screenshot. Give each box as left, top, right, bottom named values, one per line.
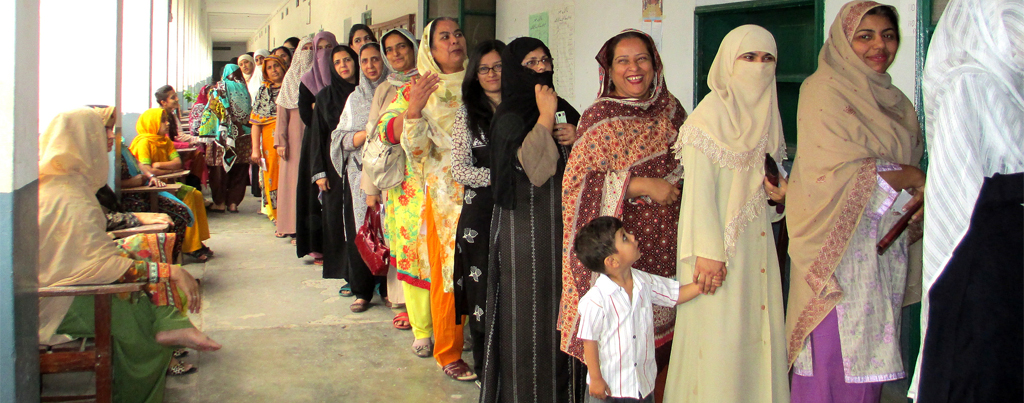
left=574, top=216, right=624, bottom=273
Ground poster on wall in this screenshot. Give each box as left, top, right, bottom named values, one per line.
left=550, top=4, right=575, bottom=102
left=642, top=0, right=664, bottom=51
left=530, top=12, right=550, bottom=45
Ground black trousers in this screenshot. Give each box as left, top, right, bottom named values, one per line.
left=917, top=172, right=1023, bottom=403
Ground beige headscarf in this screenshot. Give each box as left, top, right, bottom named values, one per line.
left=38, top=108, right=136, bottom=344
left=785, top=0, right=923, bottom=367
left=673, top=25, right=786, bottom=261
left=416, top=19, right=467, bottom=153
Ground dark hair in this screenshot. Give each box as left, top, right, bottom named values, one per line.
left=284, top=37, right=301, bottom=48
left=381, top=30, right=414, bottom=56
left=864, top=6, right=900, bottom=41
left=154, top=85, right=175, bottom=105
left=428, top=17, right=459, bottom=49
left=603, top=31, right=656, bottom=69
left=574, top=216, right=624, bottom=273
left=246, top=51, right=254, bottom=57
left=229, top=57, right=239, bottom=64
left=271, top=46, right=292, bottom=58
left=348, top=24, right=376, bottom=47
left=462, top=40, right=506, bottom=141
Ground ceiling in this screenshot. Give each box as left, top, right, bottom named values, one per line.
left=207, top=0, right=283, bottom=43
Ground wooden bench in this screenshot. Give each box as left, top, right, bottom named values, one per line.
left=108, top=223, right=170, bottom=240
left=121, top=183, right=181, bottom=212
left=39, top=283, right=146, bottom=403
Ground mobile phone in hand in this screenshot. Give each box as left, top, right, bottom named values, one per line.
left=555, top=111, right=567, bottom=125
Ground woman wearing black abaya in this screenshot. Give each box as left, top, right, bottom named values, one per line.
left=301, top=45, right=364, bottom=282
left=480, top=37, right=586, bottom=403
left=295, top=31, right=338, bottom=265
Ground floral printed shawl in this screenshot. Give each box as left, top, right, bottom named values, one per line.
left=558, top=29, right=688, bottom=360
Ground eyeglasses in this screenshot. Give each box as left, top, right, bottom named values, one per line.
left=478, top=64, right=502, bottom=75
left=522, top=57, right=554, bottom=69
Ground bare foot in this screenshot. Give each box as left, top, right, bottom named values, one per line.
left=156, top=327, right=222, bottom=351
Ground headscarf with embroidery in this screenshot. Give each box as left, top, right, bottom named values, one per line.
left=277, top=35, right=314, bottom=109
left=785, top=0, right=922, bottom=367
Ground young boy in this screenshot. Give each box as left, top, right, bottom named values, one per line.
left=574, top=216, right=722, bottom=402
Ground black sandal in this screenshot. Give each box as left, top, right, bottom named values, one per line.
left=173, top=348, right=188, bottom=358
left=185, top=250, right=212, bottom=263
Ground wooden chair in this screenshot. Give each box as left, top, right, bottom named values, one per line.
left=120, top=183, right=181, bottom=212
left=39, top=283, right=145, bottom=403
left=156, top=169, right=190, bottom=184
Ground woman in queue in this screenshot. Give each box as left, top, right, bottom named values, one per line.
left=250, top=55, right=289, bottom=229
left=38, top=108, right=221, bottom=403
left=375, top=18, right=474, bottom=381
left=129, top=108, right=214, bottom=263
left=274, top=36, right=314, bottom=241
left=348, top=23, right=376, bottom=50
left=194, top=64, right=252, bottom=213
left=364, top=27, right=421, bottom=330
left=664, top=25, right=789, bottom=403
left=481, top=36, right=585, bottom=401
left=306, top=45, right=364, bottom=287
left=559, top=30, right=687, bottom=375
left=786, top=2, right=925, bottom=402
left=295, top=31, right=338, bottom=266
left=450, top=38, right=504, bottom=380
left=331, top=42, right=392, bottom=312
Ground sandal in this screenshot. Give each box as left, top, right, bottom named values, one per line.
left=185, top=250, right=211, bottom=263
left=393, top=312, right=411, bottom=330
left=439, top=359, right=477, bottom=381
left=383, top=297, right=393, bottom=309
left=412, top=339, right=433, bottom=358
left=339, top=284, right=353, bottom=297
left=349, top=299, right=371, bottom=313
left=172, top=348, right=188, bottom=358
left=167, top=360, right=197, bottom=376
left=275, top=232, right=288, bottom=238
left=313, top=258, right=323, bottom=265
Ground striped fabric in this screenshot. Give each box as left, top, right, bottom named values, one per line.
left=910, top=0, right=1024, bottom=398
left=576, top=269, right=679, bottom=399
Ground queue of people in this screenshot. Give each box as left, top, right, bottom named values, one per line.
left=36, top=0, right=1021, bottom=401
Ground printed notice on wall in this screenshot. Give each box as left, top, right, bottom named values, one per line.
left=550, top=4, right=575, bottom=101
left=529, top=12, right=549, bottom=45
left=642, top=0, right=664, bottom=51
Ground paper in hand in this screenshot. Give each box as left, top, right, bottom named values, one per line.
left=890, top=190, right=914, bottom=215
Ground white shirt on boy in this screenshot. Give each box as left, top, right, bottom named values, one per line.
left=576, top=268, right=679, bottom=399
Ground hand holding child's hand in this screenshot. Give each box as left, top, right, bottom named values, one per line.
left=589, top=378, right=611, bottom=400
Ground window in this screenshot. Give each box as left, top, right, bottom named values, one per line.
left=426, top=0, right=495, bottom=48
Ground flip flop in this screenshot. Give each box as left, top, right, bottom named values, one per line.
left=167, top=361, right=197, bottom=376
left=339, top=284, right=353, bottom=297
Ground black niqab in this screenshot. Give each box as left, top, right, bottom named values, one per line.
left=490, top=37, right=579, bottom=210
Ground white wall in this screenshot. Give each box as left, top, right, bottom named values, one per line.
left=246, top=0, right=418, bottom=51
left=214, top=42, right=249, bottom=62
left=497, top=0, right=920, bottom=113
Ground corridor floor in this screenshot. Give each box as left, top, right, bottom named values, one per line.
left=162, top=199, right=480, bottom=402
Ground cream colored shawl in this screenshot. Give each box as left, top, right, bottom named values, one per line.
left=416, top=19, right=467, bottom=153
left=38, top=108, right=135, bottom=344
left=785, top=0, right=923, bottom=367
left=673, top=24, right=785, bottom=262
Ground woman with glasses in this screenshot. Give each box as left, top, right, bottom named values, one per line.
left=480, top=36, right=586, bottom=402
left=450, top=39, right=505, bottom=380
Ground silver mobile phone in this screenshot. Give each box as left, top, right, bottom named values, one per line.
left=555, top=111, right=567, bottom=124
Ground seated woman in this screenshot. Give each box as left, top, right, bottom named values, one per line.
left=38, top=108, right=221, bottom=403
left=129, top=107, right=213, bottom=263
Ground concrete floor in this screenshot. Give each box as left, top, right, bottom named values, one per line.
left=42, top=196, right=480, bottom=403
left=40, top=190, right=915, bottom=403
